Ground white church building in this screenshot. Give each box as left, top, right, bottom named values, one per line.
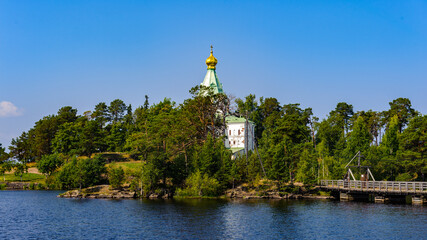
left=201, top=46, right=255, bottom=154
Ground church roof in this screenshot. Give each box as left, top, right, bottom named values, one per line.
left=201, top=69, right=223, bottom=94
left=200, top=46, right=223, bottom=94
left=226, top=115, right=254, bottom=124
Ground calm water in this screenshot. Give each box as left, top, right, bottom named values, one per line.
left=0, top=191, right=426, bottom=239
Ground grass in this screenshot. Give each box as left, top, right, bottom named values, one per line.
left=107, top=161, right=144, bottom=171
left=318, top=191, right=331, bottom=196
left=0, top=173, right=45, bottom=182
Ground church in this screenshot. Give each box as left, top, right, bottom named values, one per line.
left=200, top=47, right=255, bottom=155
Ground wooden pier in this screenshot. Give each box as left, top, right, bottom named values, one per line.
left=320, top=180, right=427, bottom=204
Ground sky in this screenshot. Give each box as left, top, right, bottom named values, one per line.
left=1, top=0, right=426, bottom=148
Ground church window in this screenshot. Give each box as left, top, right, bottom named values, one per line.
left=229, top=130, right=231, bottom=135
left=238, top=129, right=240, bottom=135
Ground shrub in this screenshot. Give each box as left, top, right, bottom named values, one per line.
left=176, top=171, right=221, bottom=197
left=56, top=156, right=106, bottom=190
left=108, top=166, right=125, bottom=189
left=37, top=154, right=64, bottom=177
left=395, top=172, right=413, bottom=181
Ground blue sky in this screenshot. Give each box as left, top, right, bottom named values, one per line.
left=1, top=0, right=426, bottom=147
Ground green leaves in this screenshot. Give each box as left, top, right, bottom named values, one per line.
left=176, top=170, right=221, bottom=197
left=57, top=156, right=106, bottom=190
left=108, top=165, right=125, bottom=189
left=37, top=153, right=64, bottom=176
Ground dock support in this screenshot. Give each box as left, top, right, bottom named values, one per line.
left=411, top=196, right=426, bottom=205
left=340, top=193, right=354, bottom=201
left=374, top=195, right=389, bottom=203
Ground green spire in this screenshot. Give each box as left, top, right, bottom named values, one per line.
left=201, top=46, right=223, bottom=94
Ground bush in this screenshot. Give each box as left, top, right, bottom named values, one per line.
left=395, top=172, right=413, bottom=181
left=37, top=154, right=64, bottom=177
left=108, top=166, right=125, bottom=189
left=0, top=183, right=6, bottom=190
left=176, top=171, right=221, bottom=197
left=56, top=156, right=106, bottom=189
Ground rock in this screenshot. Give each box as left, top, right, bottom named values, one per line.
left=58, top=185, right=137, bottom=199
left=148, top=193, right=160, bottom=199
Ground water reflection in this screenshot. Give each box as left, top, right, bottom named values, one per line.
left=0, top=191, right=425, bottom=239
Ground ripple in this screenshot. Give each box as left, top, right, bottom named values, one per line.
left=0, top=191, right=425, bottom=239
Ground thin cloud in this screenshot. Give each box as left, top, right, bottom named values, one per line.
left=0, top=101, right=22, bottom=117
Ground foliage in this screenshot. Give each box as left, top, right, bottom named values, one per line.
left=37, top=153, right=64, bottom=176
left=0, top=146, right=13, bottom=181
left=14, top=162, right=28, bottom=182
left=395, top=172, right=413, bottom=181
left=56, top=156, right=106, bottom=189
left=176, top=170, right=221, bottom=197
left=3, top=88, right=427, bottom=193
left=139, top=161, right=160, bottom=195
left=108, top=165, right=125, bottom=189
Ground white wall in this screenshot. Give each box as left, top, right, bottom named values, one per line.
left=225, top=122, right=255, bottom=151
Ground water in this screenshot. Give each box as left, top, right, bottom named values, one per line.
left=0, top=191, right=426, bottom=239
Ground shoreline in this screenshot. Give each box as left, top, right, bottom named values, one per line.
left=56, top=184, right=333, bottom=200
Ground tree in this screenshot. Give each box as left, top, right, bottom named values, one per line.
left=37, top=153, right=63, bottom=177
left=57, top=106, right=78, bottom=124
left=57, top=156, right=106, bottom=190
left=176, top=170, right=221, bottom=197
left=27, top=115, right=60, bottom=160
left=384, top=98, right=417, bottom=133
left=295, top=145, right=317, bottom=184
left=139, top=161, right=160, bottom=196
left=194, top=134, right=221, bottom=177
left=92, top=102, right=110, bottom=127
left=382, top=115, right=400, bottom=155
left=316, top=105, right=350, bottom=157
left=399, top=115, right=427, bottom=157
left=0, top=162, right=12, bottom=181
left=108, top=165, right=125, bottom=189
left=330, top=102, right=354, bottom=136
left=109, top=99, right=127, bottom=123
left=260, top=103, right=312, bottom=182
left=0, top=145, right=12, bottom=181
left=143, top=95, right=150, bottom=110
left=14, top=162, right=28, bottom=182
left=106, top=122, right=127, bottom=152
left=344, top=116, right=371, bottom=158
left=0, top=143, right=7, bottom=161
left=253, top=97, right=281, bottom=141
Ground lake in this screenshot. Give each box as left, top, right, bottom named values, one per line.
left=0, top=191, right=426, bottom=239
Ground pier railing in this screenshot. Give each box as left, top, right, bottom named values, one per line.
left=321, top=180, right=427, bottom=194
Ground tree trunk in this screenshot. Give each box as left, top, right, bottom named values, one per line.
left=184, top=150, right=188, bottom=173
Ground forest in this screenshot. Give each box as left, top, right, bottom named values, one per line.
left=0, top=86, right=426, bottom=196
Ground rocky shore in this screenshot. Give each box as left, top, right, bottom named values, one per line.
left=58, top=185, right=136, bottom=199
left=58, top=185, right=174, bottom=199
left=0, top=182, right=43, bottom=190
left=225, top=184, right=333, bottom=200
left=57, top=181, right=333, bottom=200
